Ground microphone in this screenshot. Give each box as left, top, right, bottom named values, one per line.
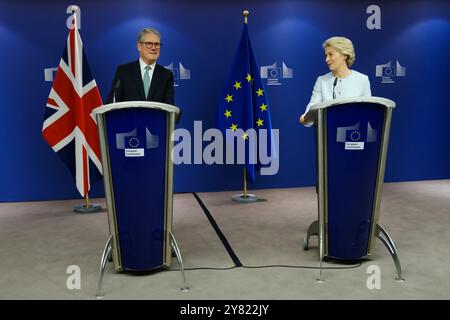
left=332, top=77, right=338, bottom=99
left=113, top=79, right=121, bottom=103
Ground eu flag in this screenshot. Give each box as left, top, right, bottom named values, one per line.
left=216, top=23, right=274, bottom=182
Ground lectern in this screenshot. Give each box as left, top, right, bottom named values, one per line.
left=92, top=101, right=188, bottom=296
left=302, top=97, right=403, bottom=280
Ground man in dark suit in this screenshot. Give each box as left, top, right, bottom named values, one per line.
left=107, top=28, right=174, bottom=105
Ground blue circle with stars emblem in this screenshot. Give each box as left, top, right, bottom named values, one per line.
left=128, top=137, right=140, bottom=148
left=350, top=131, right=361, bottom=141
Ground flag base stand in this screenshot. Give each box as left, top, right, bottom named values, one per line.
left=74, top=203, right=102, bottom=213
left=233, top=167, right=258, bottom=203
left=232, top=193, right=258, bottom=203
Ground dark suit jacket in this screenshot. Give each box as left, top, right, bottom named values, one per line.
left=106, top=60, right=174, bottom=105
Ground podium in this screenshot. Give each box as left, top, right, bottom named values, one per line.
left=302, top=97, right=404, bottom=280
left=92, top=101, right=188, bottom=296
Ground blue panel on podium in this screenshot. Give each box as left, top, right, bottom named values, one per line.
left=326, top=103, right=385, bottom=259
left=105, top=107, right=167, bottom=271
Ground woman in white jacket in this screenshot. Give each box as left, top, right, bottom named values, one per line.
left=299, top=36, right=371, bottom=125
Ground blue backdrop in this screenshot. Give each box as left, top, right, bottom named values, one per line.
left=1, top=0, right=449, bottom=201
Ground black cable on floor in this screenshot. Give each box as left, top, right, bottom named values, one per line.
left=241, top=262, right=362, bottom=270
left=189, top=192, right=364, bottom=272
left=169, top=266, right=239, bottom=271
left=192, top=192, right=243, bottom=267
left=168, top=262, right=362, bottom=272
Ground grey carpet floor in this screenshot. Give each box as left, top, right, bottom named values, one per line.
left=0, top=179, right=449, bottom=299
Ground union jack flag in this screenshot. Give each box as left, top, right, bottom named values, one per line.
left=42, top=24, right=103, bottom=197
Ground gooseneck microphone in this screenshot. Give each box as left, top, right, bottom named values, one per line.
left=332, top=77, right=338, bottom=99
left=113, top=79, right=121, bottom=103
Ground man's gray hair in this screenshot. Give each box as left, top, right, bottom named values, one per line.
left=138, top=28, right=162, bottom=42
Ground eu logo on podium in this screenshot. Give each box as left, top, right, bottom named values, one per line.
left=115, top=127, right=159, bottom=157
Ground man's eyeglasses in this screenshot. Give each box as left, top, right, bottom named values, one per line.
left=140, top=41, right=161, bottom=49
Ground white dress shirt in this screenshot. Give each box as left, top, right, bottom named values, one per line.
left=139, top=58, right=156, bottom=86
left=304, top=70, right=372, bottom=115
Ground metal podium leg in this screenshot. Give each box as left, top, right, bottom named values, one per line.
left=169, top=232, right=190, bottom=292
left=96, top=235, right=113, bottom=298
left=376, top=224, right=405, bottom=281
left=303, top=220, right=319, bottom=250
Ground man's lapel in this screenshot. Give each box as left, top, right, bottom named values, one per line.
left=147, top=64, right=160, bottom=101
left=132, top=60, right=146, bottom=100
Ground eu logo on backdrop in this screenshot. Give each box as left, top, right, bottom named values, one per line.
left=260, top=61, right=293, bottom=86
left=164, top=62, right=191, bottom=87
left=375, top=60, right=406, bottom=84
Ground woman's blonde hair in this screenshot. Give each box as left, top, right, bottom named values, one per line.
left=322, top=37, right=355, bottom=67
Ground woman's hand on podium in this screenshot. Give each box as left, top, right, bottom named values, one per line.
left=299, top=114, right=306, bottom=124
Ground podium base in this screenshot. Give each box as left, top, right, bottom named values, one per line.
left=232, top=193, right=258, bottom=203
left=74, top=203, right=102, bottom=213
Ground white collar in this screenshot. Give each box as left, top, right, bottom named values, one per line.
left=139, top=58, right=156, bottom=71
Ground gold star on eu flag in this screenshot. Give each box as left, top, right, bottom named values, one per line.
left=233, top=81, right=242, bottom=90
left=246, top=73, right=253, bottom=82
left=256, top=118, right=264, bottom=127
left=225, top=94, right=233, bottom=103
left=230, top=123, right=238, bottom=131
left=260, top=103, right=267, bottom=112
left=242, top=132, right=249, bottom=140
left=224, top=110, right=232, bottom=118
left=256, top=88, right=264, bottom=96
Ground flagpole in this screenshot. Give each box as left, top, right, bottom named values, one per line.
left=71, top=5, right=77, bottom=29
left=235, top=166, right=257, bottom=203
left=243, top=167, right=248, bottom=197
left=243, top=10, right=249, bottom=24
left=232, top=10, right=257, bottom=204
left=243, top=9, right=249, bottom=200
left=85, top=192, right=90, bottom=208
left=70, top=5, right=101, bottom=214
